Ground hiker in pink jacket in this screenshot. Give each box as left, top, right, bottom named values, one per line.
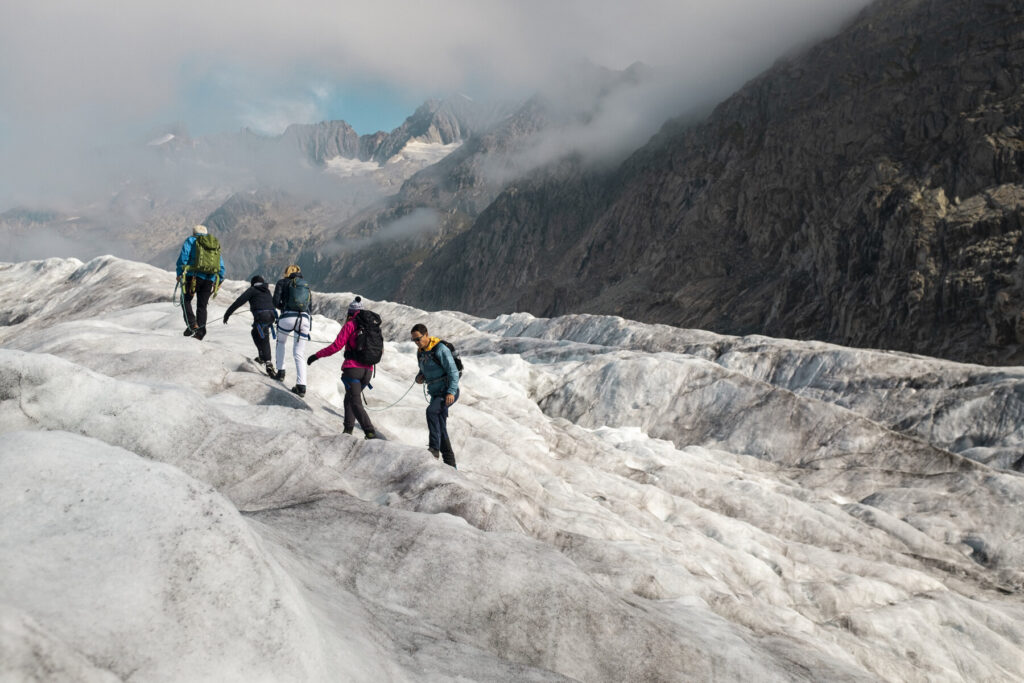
left=307, top=296, right=379, bottom=439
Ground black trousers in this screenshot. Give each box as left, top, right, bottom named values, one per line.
left=341, top=367, right=376, bottom=433
left=426, top=391, right=458, bottom=468
left=183, top=277, right=215, bottom=331
left=251, top=321, right=273, bottom=362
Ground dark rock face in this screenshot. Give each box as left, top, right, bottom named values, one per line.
left=407, top=0, right=1024, bottom=364
left=312, top=66, right=657, bottom=300
left=279, top=120, right=363, bottom=163
left=309, top=97, right=554, bottom=296
left=188, top=97, right=524, bottom=282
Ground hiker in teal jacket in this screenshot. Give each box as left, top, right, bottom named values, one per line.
left=411, top=323, right=459, bottom=468
left=175, top=224, right=225, bottom=341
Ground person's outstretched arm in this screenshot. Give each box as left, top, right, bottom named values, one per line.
left=223, top=288, right=253, bottom=322
left=312, top=320, right=354, bottom=360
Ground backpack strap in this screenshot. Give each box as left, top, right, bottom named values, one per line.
left=297, top=312, right=312, bottom=339
left=430, top=342, right=448, bottom=368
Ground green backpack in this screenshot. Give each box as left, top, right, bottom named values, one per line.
left=285, top=277, right=311, bottom=312
left=191, top=234, right=221, bottom=275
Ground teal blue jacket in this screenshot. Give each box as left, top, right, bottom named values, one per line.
left=416, top=338, right=460, bottom=397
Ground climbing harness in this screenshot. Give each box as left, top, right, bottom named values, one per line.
left=234, top=310, right=338, bottom=343
left=254, top=320, right=277, bottom=341
left=250, top=309, right=278, bottom=340
left=276, top=311, right=314, bottom=343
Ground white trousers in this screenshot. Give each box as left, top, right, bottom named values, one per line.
left=276, top=313, right=310, bottom=386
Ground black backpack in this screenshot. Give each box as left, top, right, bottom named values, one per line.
left=344, top=310, right=384, bottom=365
left=432, top=340, right=464, bottom=377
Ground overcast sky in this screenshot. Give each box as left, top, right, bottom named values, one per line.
left=0, top=0, right=871, bottom=209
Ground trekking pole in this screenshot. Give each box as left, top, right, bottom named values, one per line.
left=365, top=379, right=419, bottom=412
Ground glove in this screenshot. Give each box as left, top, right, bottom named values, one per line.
left=307, top=354, right=318, bottom=366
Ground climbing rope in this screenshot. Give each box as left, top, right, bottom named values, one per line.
left=175, top=281, right=192, bottom=329
left=364, top=379, right=421, bottom=412
left=275, top=328, right=337, bottom=344
left=233, top=310, right=337, bottom=343
left=226, top=312, right=429, bottom=411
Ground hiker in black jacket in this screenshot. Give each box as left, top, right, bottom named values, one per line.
left=223, top=275, right=277, bottom=377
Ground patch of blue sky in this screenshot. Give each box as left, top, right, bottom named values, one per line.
left=175, top=62, right=427, bottom=138
left=322, top=80, right=425, bottom=135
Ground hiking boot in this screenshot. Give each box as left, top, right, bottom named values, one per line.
left=193, top=327, right=206, bottom=341
left=265, top=362, right=276, bottom=377
left=275, top=368, right=286, bottom=381
left=364, top=431, right=376, bottom=440
left=183, top=326, right=196, bottom=337
left=343, top=427, right=353, bottom=435
left=428, top=447, right=440, bottom=459
left=291, top=384, right=306, bottom=397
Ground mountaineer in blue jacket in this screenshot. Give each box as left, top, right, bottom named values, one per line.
left=411, top=323, right=459, bottom=469
left=175, top=224, right=225, bottom=341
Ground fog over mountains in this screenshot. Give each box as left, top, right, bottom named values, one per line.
left=2, top=256, right=1024, bottom=681
left=0, top=95, right=515, bottom=265
left=2, top=0, right=1019, bottom=368
left=398, top=0, right=1024, bottom=365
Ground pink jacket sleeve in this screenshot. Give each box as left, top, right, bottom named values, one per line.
left=315, top=320, right=354, bottom=359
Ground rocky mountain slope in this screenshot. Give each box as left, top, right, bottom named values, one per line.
left=403, top=0, right=1024, bottom=365
left=305, top=64, right=659, bottom=298
left=157, top=96, right=520, bottom=278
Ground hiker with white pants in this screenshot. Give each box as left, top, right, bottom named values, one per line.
left=272, top=264, right=313, bottom=397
